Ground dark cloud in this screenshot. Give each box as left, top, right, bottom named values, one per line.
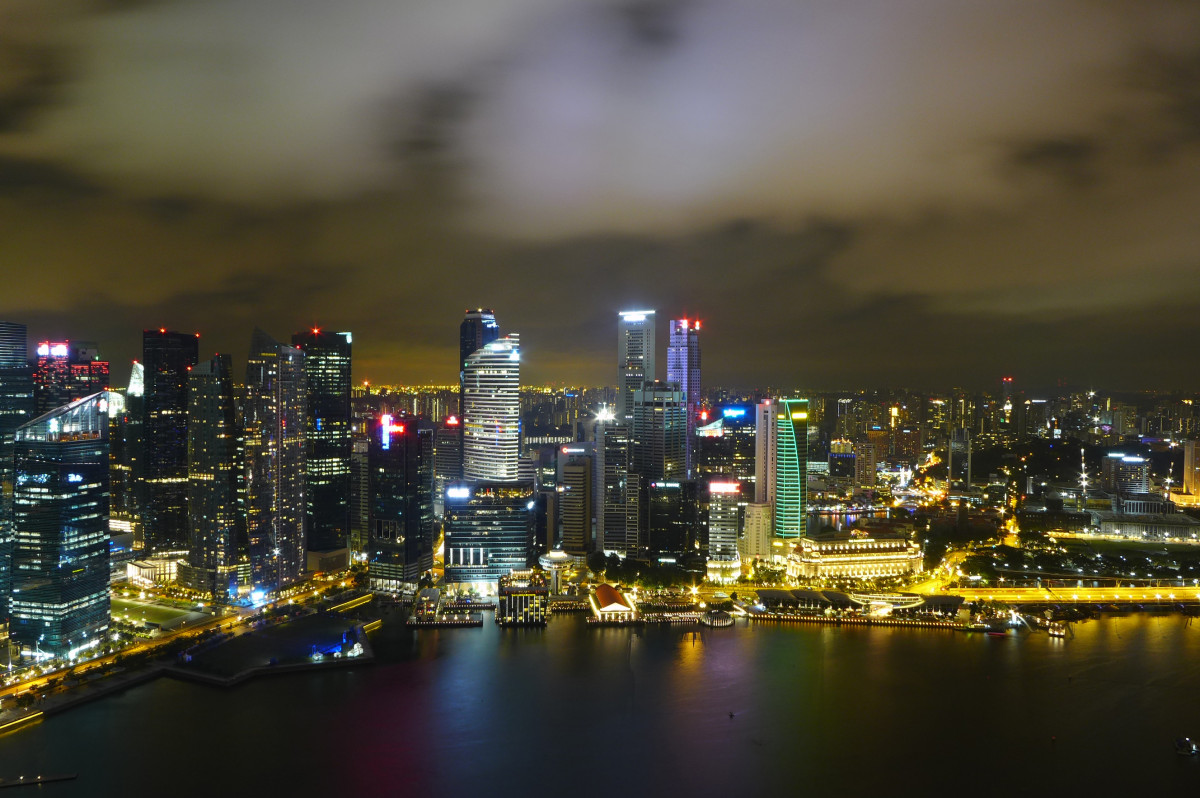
left=1, top=0, right=1199, bottom=392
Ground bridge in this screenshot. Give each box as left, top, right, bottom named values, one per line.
left=933, top=586, right=1200, bottom=605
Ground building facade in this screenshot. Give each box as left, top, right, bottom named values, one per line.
left=774, top=398, right=809, bottom=538
left=10, top=393, right=111, bottom=658
left=787, top=533, right=922, bottom=582
left=244, top=329, right=307, bottom=591
left=443, top=481, right=534, bottom=587
left=182, top=354, right=241, bottom=600
left=0, top=321, right=34, bottom=625
left=462, top=334, right=521, bottom=483
left=706, top=481, right=742, bottom=583
left=667, top=318, right=701, bottom=477
left=367, top=414, right=435, bottom=591
left=141, top=329, right=199, bottom=554
left=292, top=328, right=353, bottom=562
left=618, top=310, right=656, bottom=421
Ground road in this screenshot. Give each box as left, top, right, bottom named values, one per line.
left=936, top=586, right=1200, bottom=604
left=0, top=585, right=328, bottom=702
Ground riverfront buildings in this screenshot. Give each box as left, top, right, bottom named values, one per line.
left=443, top=481, right=535, bottom=586
left=244, top=329, right=307, bottom=591
left=496, top=570, right=548, bottom=625
left=786, top=530, right=922, bottom=582
left=706, top=481, right=741, bottom=583
left=10, top=393, right=111, bottom=658
left=292, top=328, right=353, bottom=567
left=141, top=329, right=199, bottom=554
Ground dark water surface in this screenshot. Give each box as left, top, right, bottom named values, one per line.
left=3, top=613, right=1200, bottom=796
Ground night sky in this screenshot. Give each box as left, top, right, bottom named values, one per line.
left=2, top=0, right=1200, bottom=391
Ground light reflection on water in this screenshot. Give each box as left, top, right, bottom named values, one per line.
left=3, top=613, right=1200, bottom=796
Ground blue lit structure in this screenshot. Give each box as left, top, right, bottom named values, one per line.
left=10, top=393, right=111, bottom=658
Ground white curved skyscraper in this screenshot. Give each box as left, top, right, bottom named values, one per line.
left=462, top=333, right=521, bottom=482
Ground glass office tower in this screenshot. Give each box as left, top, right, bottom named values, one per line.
left=618, top=310, right=656, bottom=421
left=0, top=321, right=35, bottom=625
left=10, top=393, right=111, bottom=658
left=142, top=329, right=200, bottom=554
left=244, top=329, right=307, bottom=591
left=443, top=481, right=534, bottom=586
left=367, top=414, right=434, bottom=591
left=292, top=328, right=352, bottom=559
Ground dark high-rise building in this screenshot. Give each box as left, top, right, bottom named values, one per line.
left=667, top=318, right=701, bottom=477
left=696, top=405, right=757, bottom=490
left=444, top=481, right=534, bottom=586
left=0, top=321, right=35, bottom=625
left=459, top=309, right=500, bottom=479
left=181, top=355, right=241, bottom=600
left=107, top=362, right=143, bottom=541
left=244, top=329, right=307, bottom=591
left=32, top=341, right=109, bottom=415
left=349, top=436, right=370, bottom=560
left=292, top=328, right=352, bottom=563
left=631, top=381, right=687, bottom=483
left=367, top=414, right=434, bottom=591
left=10, top=393, right=111, bottom=658
left=141, top=329, right=199, bottom=554
left=432, top=415, right=462, bottom=517
left=558, top=446, right=594, bottom=555
left=595, top=416, right=636, bottom=556
left=646, top=479, right=698, bottom=559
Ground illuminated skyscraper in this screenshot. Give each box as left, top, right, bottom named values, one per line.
left=631, top=381, right=686, bottom=483
left=141, top=329, right=199, bottom=554
left=594, top=413, right=636, bottom=555
left=667, top=318, right=701, bottom=476
left=32, top=341, right=109, bottom=415
left=706, top=480, right=742, bottom=583
left=181, top=355, right=241, bottom=600
left=558, top=447, right=593, bottom=555
left=10, top=393, right=111, bottom=658
left=444, top=481, right=535, bottom=586
left=108, top=362, right=144, bottom=538
left=618, top=310, right=656, bottom=421
left=459, top=309, right=500, bottom=478
left=292, top=328, right=352, bottom=563
left=367, top=414, right=434, bottom=591
left=1185, top=440, right=1200, bottom=497
left=462, top=334, right=521, bottom=483
left=754, top=400, right=776, bottom=504
left=774, top=398, right=809, bottom=538
left=0, top=321, right=34, bottom=625
left=244, top=329, right=307, bottom=591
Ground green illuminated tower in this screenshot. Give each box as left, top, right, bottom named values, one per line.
left=773, top=398, right=808, bottom=538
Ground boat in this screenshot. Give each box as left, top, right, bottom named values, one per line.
left=1048, top=622, right=1067, bottom=638
left=986, top=630, right=1008, bottom=638
left=1176, top=737, right=1198, bottom=756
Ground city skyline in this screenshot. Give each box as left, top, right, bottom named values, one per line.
left=3, top=1, right=1200, bottom=390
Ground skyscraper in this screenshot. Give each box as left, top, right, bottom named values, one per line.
left=706, top=480, right=742, bottom=583
left=754, top=400, right=776, bottom=504
left=292, top=328, right=352, bottom=563
left=32, top=340, right=110, bottom=415
left=443, top=481, right=535, bottom=586
left=0, top=321, right=34, bottom=626
left=141, top=329, right=199, bottom=554
left=181, top=355, right=241, bottom=600
left=244, top=329, right=307, bottom=591
left=667, top=318, right=701, bottom=476
left=367, top=414, right=435, bottom=591
left=10, top=393, right=111, bottom=658
left=774, top=398, right=809, bottom=538
left=108, top=362, right=143, bottom=539
left=631, top=381, right=686, bottom=483
left=459, top=309, right=500, bottom=478
left=1185, top=440, right=1200, bottom=497
left=558, top=447, right=594, bottom=555
left=618, top=310, right=656, bottom=421
left=594, top=413, right=635, bottom=556
left=462, top=334, right=521, bottom=483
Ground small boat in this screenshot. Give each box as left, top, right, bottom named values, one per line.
left=1176, top=737, right=1198, bottom=756
left=1048, top=623, right=1067, bottom=638
left=986, top=630, right=1008, bottom=637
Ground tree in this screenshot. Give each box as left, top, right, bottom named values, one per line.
left=587, top=551, right=608, bottom=576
